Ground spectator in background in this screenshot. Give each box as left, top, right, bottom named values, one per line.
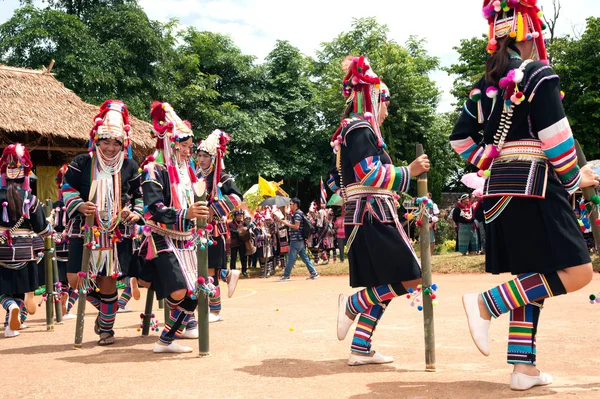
left=228, top=210, right=248, bottom=274
left=275, top=198, right=319, bottom=281
left=334, top=212, right=345, bottom=263
left=452, top=194, right=479, bottom=255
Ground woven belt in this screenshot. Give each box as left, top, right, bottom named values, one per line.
left=497, top=140, right=547, bottom=160
left=345, top=185, right=394, bottom=199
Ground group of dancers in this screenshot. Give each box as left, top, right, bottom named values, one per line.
left=331, top=0, right=597, bottom=392
left=0, top=0, right=597, bottom=391
left=0, top=101, right=243, bottom=353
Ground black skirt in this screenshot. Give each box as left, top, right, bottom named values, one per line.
left=138, top=251, right=187, bottom=300
left=117, top=239, right=141, bottom=278
left=484, top=175, right=591, bottom=274
left=347, top=218, right=421, bottom=288
left=209, top=236, right=226, bottom=270
left=0, top=261, right=39, bottom=294
left=38, top=260, right=68, bottom=286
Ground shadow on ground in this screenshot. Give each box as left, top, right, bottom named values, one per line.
left=236, top=358, right=422, bottom=378
left=350, top=381, right=600, bottom=399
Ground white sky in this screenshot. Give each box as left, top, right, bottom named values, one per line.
left=2, top=0, right=598, bottom=111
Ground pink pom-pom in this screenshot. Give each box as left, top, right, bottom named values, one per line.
left=432, top=216, right=439, bottom=223
left=506, top=70, right=516, bottom=81
left=486, top=86, right=498, bottom=98
left=167, top=121, right=174, bottom=128
left=95, top=118, right=103, bottom=126
left=404, top=213, right=409, bottom=218
left=198, top=276, right=205, bottom=284
left=422, top=199, right=429, bottom=205
left=499, top=78, right=510, bottom=89
left=124, top=125, right=131, bottom=133
left=533, top=32, right=540, bottom=38
left=208, top=277, right=214, bottom=284
left=205, top=224, right=213, bottom=232
left=1, top=202, right=6, bottom=207
left=477, top=170, right=484, bottom=177
left=351, top=77, right=360, bottom=85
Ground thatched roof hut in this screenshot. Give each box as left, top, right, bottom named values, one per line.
left=0, top=64, right=155, bottom=201
left=0, top=64, right=154, bottom=158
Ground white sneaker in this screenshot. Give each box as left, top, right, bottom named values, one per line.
left=117, top=307, right=133, bottom=313
left=510, top=371, right=553, bottom=391
left=4, top=327, right=19, bottom=338
left=131, top=277, right=141, bottom=300
left=462, top=293, right=491, bottom=356
left=209, top=313, right=221, bottom=323
left=337, top=294, right=355, bottom=341
left=19, top=323, right=29, bottom=330
left=62, top=313, right=77, bottom=321
left=227, top=270, right=241, bottom=298
left=153, top=342, right=193, bottom=353
left=348, top=351, right=394, bottom=366
left=7, top=303, right=21, bottom=331
left=179, top=328, right=199, bottom=339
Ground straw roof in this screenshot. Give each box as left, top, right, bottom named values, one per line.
left=0, top=65, right=155, bottom=159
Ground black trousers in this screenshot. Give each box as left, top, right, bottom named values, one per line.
left=230, top=245, right=247, bottom=273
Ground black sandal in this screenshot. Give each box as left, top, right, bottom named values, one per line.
left=97, top=330, right=115, bottom=346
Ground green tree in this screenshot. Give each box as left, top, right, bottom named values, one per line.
left=551, top=17, right=600, bottom=159
left=444, top=36, right=488, bottom=110
left=0, top=4, right=177, bottom=118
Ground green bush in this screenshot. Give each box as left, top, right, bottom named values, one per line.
left=434, top=219, right=454, bottom=244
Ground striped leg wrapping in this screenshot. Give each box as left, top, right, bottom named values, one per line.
left=67, top=289, right=79, bottom=313
left=159, top=306, right=192, bottom=345
left=351, top=301, right=389, bottom=354
left=482, top=273, right=559, bottom=318
left=98, top=292, right=118, bottom=333
left=209, top=286, right=221, bottom=313
left=118, top=286, right=132, bottom=309
left=508, top=301, right=543, bottom=365
left=347, top=284, right=406, bottom=316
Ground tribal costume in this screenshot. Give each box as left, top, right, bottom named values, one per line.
left=63, top=100, right=141, bottom=345
left=330, top=56, right=421, bottom=365
left=0, top=144, right=52, bottom=338
left=452, top=1, right=592, bottom=390
left=195, top=129, right=243, bottom=322
left=138, top=102, right=201, bottom=353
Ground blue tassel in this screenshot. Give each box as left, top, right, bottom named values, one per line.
left=127, top=146, right=133, bottom=159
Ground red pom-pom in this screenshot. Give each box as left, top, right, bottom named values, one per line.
left=595, top=219, right=600, bottom=226
left=417, top=220, right=423, bottom=227
left=95, top=118, right=103, bottom=126
left=580, top=203, right=586, bottom=210
left=198, top=276, right=205, bottom=284
left=124, top=125, right=131, bottom=133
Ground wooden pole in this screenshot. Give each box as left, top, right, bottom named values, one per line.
left=45, top=199, right=63, bottom=324
left=158, top=299, right=164, bottom=309
left=73, top=214, right=95, bottom=349
left=196, top=191, right=210, bottom=356
left=574, top=140, right=600, bottom=247
left=43, top=228, right=55, bottom=331
left=141, top=289, right=155, bottom=336
left=416, top=143, right=436, bottom=371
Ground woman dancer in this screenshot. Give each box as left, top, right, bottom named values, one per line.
left=451, top=0, right=598, bottom=390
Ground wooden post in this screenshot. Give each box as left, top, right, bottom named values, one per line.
left=43, top=229, right=55, bottom=331
left=141, top=289, right=155, bottom=336
left=45, top=199, right=63, bottom=324
left=73, top=214, right=95, bottom=349
left=158, top=299, right=164, bottom=309
left=574, top=140, right=600, bottom=247
left=195, top=189, right=210, bottom=356
left=416, top=144, right=436, bottom=371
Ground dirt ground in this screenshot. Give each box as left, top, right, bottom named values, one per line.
left=2, top=273, right=600, bottom=399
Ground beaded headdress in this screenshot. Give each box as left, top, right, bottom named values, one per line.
left=196, top=129, right=231, bottom=200
left=482, top=0, right=548, bottom=63
left=88, top=100, right=133, bottom=158
left=0, top=144, right=33, bottom=191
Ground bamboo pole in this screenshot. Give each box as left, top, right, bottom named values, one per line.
left=43, top=228, right=55, bottom=331
left=416, top=144, right=436, bottom=371
left=574, top=140, right=600, bottom=246
left=195, top=190, right=210, bottom=356
left=141, top=289, right=155, bottom=336
left=73, top=214, right=95, bottom=349
left=46, top=199, right=63, bottom=324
